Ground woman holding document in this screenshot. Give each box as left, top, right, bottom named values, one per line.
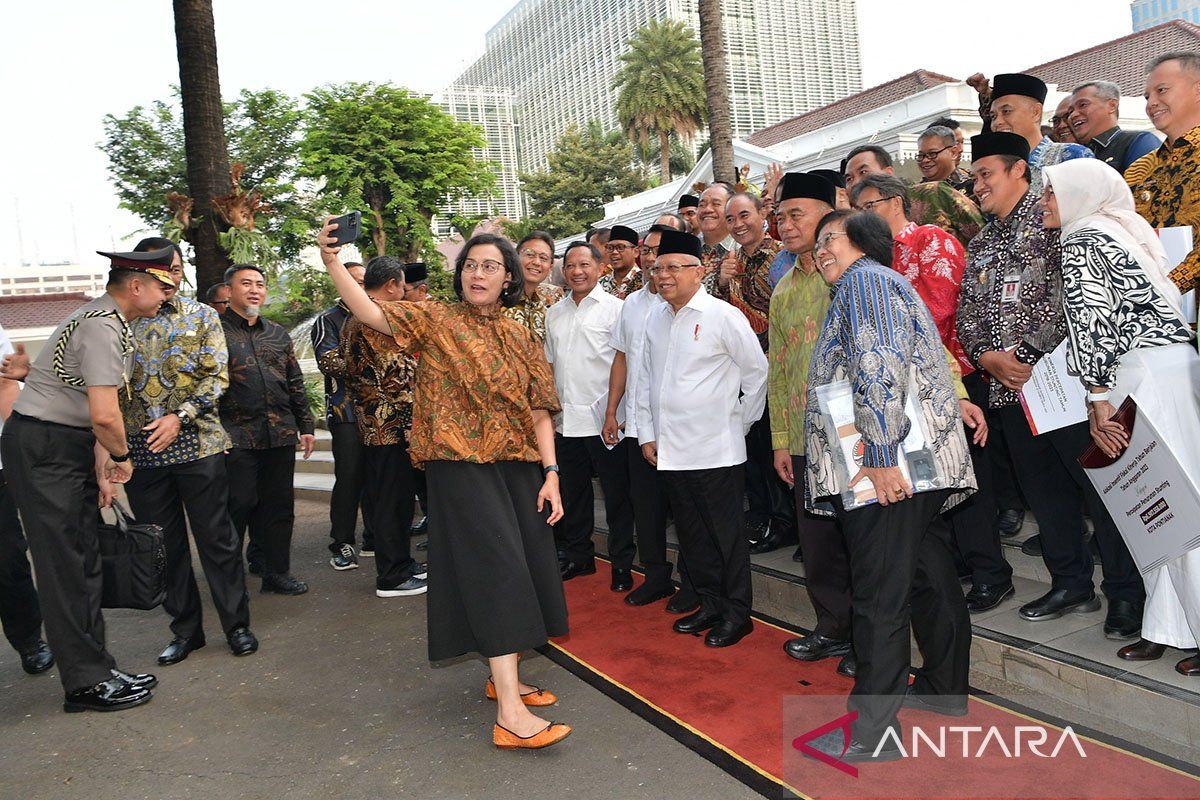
left=1042, top=159, right=1200, bottom=675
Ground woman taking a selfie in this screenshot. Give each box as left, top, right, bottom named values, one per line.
left=317, top=221, right=571, bottom=751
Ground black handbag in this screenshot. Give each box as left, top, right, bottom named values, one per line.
left=98, top=500, right=167, bottom=610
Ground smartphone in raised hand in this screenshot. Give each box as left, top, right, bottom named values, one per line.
left=329, top=211, right=362, bottom=245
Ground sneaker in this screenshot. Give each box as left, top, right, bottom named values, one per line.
left=377, top=576, right=428, bottom=597
left=330, top=543, right=359, bottom=571
left=412, top=562, right=428, bottom=579
left=358, top=545, right=375, bottom=558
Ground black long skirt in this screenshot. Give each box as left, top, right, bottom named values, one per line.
left=424, top=460, right=568, bottom=661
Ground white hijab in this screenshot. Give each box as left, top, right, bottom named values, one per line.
left=1042, top=159, right=1187, bottom=325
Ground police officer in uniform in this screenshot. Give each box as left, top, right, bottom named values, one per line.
left=0, top=247, right=174, bottom=712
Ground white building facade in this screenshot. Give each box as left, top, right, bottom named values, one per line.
left=0, top=263, right=106, bottom=297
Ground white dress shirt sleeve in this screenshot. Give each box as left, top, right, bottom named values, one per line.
left=726, top=312, right=769, bottom=436
left=634, top=327, right=656, bottom=444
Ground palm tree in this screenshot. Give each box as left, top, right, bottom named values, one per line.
left=613, top=19, right=706, bottom=182
left=697, top=0, right=735, bottom=185
left=173, top=0, right=233, bottom=295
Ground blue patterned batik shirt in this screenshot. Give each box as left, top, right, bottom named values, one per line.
left=125, top=295, right=231, bottom=469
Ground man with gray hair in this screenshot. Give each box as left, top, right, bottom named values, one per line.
left=1068, top=80, right=1160, bottom=174
left=916, top=125, right=973, bottom=194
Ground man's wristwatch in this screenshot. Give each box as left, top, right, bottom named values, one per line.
left=543, top=464, right=560, bottom=476
left=175, top=408, right=192, bottom=425
left=110, top=452, right=130, bottom=463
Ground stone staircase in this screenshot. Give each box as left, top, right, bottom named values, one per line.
left=294, top=434, right=1200, bottom=765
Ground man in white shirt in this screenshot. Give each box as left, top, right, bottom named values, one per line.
left=545, top=241, right=634, bottom=590
left=602, top=224, right=698, bottom=611
left=636, top=229, right=769, bottom=648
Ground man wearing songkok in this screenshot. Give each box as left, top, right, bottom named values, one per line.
left=1068, top=81, right=1160, bottom=175
left=957, top=132, right=1144, bottom=636
left=1, top=246, right=174, bottom=712
left=1127, top=51, right=1200, bottom=295
left=545, top=242, right=635, bottom=590
left=636, top=229, right=768, bottom=648
left=971, top=73, right=1054, bottom=194
left=401, top=262, right=429, bottom=302
left=677, top=194, right=700, bottom=235
left=599, top=225, right=644, bottom=299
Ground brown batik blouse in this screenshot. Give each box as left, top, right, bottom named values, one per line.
left=380, top=300, right=561, bottom=465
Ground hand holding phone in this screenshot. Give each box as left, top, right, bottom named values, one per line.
left=329, top=211, right=362, bottom=245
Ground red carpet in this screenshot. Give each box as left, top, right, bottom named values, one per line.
left=546, top=567, right=1200, bottom=800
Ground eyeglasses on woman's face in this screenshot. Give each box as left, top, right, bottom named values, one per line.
left=461, top=259, right=504, bottom=275
left=814, top=230, right=847, bottom=251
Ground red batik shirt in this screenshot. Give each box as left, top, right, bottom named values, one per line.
left=892, top=221, right=973, bottom=376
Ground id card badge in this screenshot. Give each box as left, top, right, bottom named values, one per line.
left=1001, top=274, right=1021, bottom=304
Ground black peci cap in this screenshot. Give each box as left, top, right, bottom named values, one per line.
left=970, top=132, right=1031, bottom=162
left=678, top=194, right=700, bottom=209
left=403, top=262, right=428, bottom=283
left=991, top=73, right=1048, bottom=104
left=811, top=169, right=846, bottom=189
left=777, top=173, right=837, bottom=207
left=655, top=229, right=703, bottom=259
left=610, top=225, right=639, bottom=245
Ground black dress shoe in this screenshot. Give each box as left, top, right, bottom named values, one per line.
left=665, top=587, right=700, bottom=614
left=744, top=519, right=769, bottom=545
left=705, top=619, right=753, bottom=647
left=996, top=508, right=1025, bottom=538
left=63, top=677, right=152, bottom=713
left=791, top=545, right=804, bottom=563
left=410, top=515, right=428, bottom=534
left=18, top=640, right=53, bottom=675
left=610, top=568, right=633, bottom=592
left=965, top=582, right=1014, bottom=613
left=227, top=626, right=259, bottom=656
left=1019, top=588, right=1100, bottom=621
left=902, top=684, right=968, bottom=717
left=262, top=573, right=309, bottom=595
left=836, top=652, right=857, bottom=678
left=560, top=560, right=596, bottom=581
left=624, top=583, right=674, bottom=606
left=748, top=532, right=786, bottom=555
left=158, top=635, right=206, bottom=665
left=1020, top=534, right=1043, bottom=556
left=1118, top=638, right=1166, bottom=661
left=800, top=729, right=901, bottom=763
left=1176, top=655, right=1200, bottom=676
left=247, top=561, right=264, bottom=576
left=784, top=633, right=852, bottom=662
left=112, top=668, right=158, bottom=691
left=673, top=609, right=722, bottom=634
left=1103, top=599, right=1143, bottom=640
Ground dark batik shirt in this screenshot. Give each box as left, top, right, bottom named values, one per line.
left=340, top=314, right=418, bottom=447
left=219, top=309, right=315, bottom=450
left=311, top=301, right=355, bottom=424
left=1127, top=124, right=1200, bottom=293
left=712, top=236, right=780, bottom=352
left=957, top=190, right=1066, bottom=408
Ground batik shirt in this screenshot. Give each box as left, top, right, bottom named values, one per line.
left=893, top=222, right=972, bottom=376
left=1060, top=227, right=1193, bottom=388
left=712, top=236, right=781, bottom=352
left=1127, top=125, right=1200, bottom=293
left=1027, top=135, right=1054, bottom=196
left=701, top=234, right=736, bottom=291
left=957, top=190, right=1066, bottom=408
left=909, top=181, right=984, bottom=250
left=339, top=314, right=418, bottom=447
left=768, top=260, right=830, bottom=457
left=219, top=310, right=315, bottom=449
left=502, top=284, right=564, bottom=342
left=599, top=265, right=644, bottom=299
left=804, top=258, right=976, bottom=514
left=311, top=301, right=355, bottom=424
left=126, top=296, right=231, bottom=468
left=380, top=300, right=561, bottom=465
left=943, top=168, right=974, bottom=197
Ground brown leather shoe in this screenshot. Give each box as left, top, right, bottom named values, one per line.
left=1117, top=639, right=1166, bottom=661
left=493, top=721, right=572, bottom=749
left=1176, top=655, right=1200, bottom=676
left=485, top=677, right=558, bottom=707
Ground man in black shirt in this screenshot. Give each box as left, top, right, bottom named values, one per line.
left=1068, top=81, right=1160, bottom=175
left=219, top=264, right=315, bottom=596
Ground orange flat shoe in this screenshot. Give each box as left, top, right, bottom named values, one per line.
left=493, top=721, right=572, bottom=750
left=485, top=677, right=558, bottom=707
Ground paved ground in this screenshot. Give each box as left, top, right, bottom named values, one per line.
left=0, top=500, right=761, bottom=800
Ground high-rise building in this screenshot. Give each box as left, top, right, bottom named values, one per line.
left=1132, top=0, right=1200, bottom=30
left=431, top=86, right=522, bottom=237
left=445, top=0, right=861, bottom=220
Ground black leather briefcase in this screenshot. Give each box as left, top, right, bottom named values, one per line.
left=98, top=500, right=167, bottom=610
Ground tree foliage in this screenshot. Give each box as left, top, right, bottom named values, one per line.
left=299, top=82, right=494, bottom=261
left=520, top=122, right=647, bottom=238
left=613, top=19, right=706, bottom=182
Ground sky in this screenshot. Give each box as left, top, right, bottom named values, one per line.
left=0, top=0, right=1137, bottom=271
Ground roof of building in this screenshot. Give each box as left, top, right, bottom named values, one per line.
left=746, top=70, right=960, bottom=148
left=1024, top=20, right=1200, bottom=95
left=0, top=292, right=92, bottom=332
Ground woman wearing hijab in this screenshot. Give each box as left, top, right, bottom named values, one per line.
left=317, top=222, right=573, bottom=750
left=1042, top=158, right=1200, bottom=675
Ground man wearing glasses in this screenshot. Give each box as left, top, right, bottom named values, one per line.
left=915, top=126, right=973, bottom=196
left=599, top=225, right=643, bottom=299
left=636, top=229, right=768, bottom=648
left=204, top=283, right=231, bottom=313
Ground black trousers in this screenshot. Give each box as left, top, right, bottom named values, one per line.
left=227, top=446, right=297, bottom=576
left=0, top=470, right=44, bottom=653
left=947, top=372, right=1013, bottom=586
left=745, top=403, right=796, bottom=533
left=663, top=465, right=752, bottom=627
left=992, top=406, right=1143, bottom=602
left=1, top=414, right=116, bottom=691
left=835, top=490, right=971, bottom=746
left=790, top=456, right=852, bottom=641
left=414, top=468, right=429, bottom=516
left=363, top=442, right=418, bottom=589
left=329, top=421, right=374, bottom=552
left=125, top=453, right=250, bottom=640
left=988, top=397, right=1025, bottom=512
left=554, top=435, right=636, bottom=571
left=627, top=438, right=693, bottom=591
